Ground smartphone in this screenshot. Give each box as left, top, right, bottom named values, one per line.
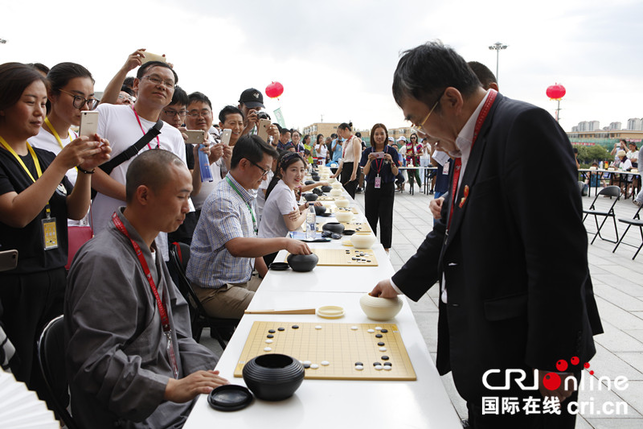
left=0, top=249, right=18, bottom=272
left=141, top=52, right=167, bottom=64
left=221, top=129, right=232, bottom=146
left=257, top=119, right=271, bottom=141
left=184, top=130, right=205, bottom=145
left=373, top=152, right=386, bottom=159
left=79, top=111, right=99, bottom=137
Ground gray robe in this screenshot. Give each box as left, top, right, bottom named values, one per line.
left=65, top=209, right=217, bottom=428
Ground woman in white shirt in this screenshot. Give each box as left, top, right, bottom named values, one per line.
left=28, top=62, right=99, bottom=185
left=259, top=152, right=319, bottom=265
left=314, top=133, right=328, bottom=165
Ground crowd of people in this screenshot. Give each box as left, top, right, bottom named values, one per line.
left=0, top=42, right=604, bottom=429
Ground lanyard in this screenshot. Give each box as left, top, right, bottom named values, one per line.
left=447, top=90, right=498, bottom=229
left=0, top=137, right=51, bottom=217
left=225, top=176, right=258, bottom=235
left=111, top=212, right=179, bottom=378
left=342, top=135, right=354, bottom=158
left=373, top=146, right=388, bottom=174
left=44, top=117, right=67, bottom=150
left=132, top=107, right=160, bottom=150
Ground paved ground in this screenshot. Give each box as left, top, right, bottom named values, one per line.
left=201, top=182, right=643, bottom=428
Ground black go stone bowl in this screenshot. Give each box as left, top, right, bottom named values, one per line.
left=314, top=205, right=327, bottom=216
left=242, top=354, right=305, bottom=401
left=321, top=185, right=332, bottom=193
left=304, top=180, right=315, bottom=185
left=303, top=193, right=318, bottom=202
left=287, top=253, right=319, bottom=272
left=322, top=222, right=345, bottom=234
left=312, top=188, right=323, bottom=196
left=342, top=229, right=356, bottom=236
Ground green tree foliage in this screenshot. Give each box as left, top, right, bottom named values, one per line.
left=574, top=145, right=610, bottom=167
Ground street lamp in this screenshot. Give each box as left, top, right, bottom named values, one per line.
left=488, top=42, right=507, bottom=84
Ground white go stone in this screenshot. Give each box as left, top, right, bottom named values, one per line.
left=264, top=347, right=272, bottom=352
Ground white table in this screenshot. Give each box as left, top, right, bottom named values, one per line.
left=184, top=188, right=461, bottom=429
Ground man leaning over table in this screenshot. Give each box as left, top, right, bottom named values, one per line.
left=371, top=41, right=602, bottom=429
left=187, top=135, right=312, bottom=319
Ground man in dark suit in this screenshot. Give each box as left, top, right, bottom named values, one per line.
left=372, top=42, right=602, bottom=428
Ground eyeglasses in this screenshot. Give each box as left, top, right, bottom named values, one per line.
left=410, top=98, right=440, bottom=135
left=59, top=89, right=99, bottom=110
left=164, top=108, right=188, bottom=117
left=143, top=75, right=175, bottom=89
left=249, top=160, right=270, bottom=177
left=187, top=109, right=212, bottom=118
left=117, top=94, right=134, bottom=105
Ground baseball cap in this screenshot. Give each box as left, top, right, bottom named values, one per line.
left=397, top=136, right=407, bottom=142
left=239, top=88, right=265, bottom=109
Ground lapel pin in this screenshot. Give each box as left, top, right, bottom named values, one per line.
left=458, top=185, right=470, bottom=208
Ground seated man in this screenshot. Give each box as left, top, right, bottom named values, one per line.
left=65, top=150, right=227, bottom=429
left=187, top=135, right=312, bottom=319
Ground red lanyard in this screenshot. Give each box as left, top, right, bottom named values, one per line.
left=112, top=212, right=179, bottom=378
left=447, top=90, right=497, bottom=229
left=342, top=135, right=354, bottom=158
left=132, top=107, right=160, bottom=150
left=373, top=146, right=387, bottom=174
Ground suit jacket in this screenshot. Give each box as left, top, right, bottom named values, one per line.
left=392, top=93, right=602, bottom=402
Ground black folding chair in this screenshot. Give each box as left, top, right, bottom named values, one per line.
left=37, top=315, right=80, bottom=429
left=612, top=205, right=643, bottom=260
left=168, top=242, right=238, bottom=349
left=582, top=185, right=621, bottom=244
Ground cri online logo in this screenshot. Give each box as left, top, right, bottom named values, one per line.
left=483, top=356, right=593, bottom=391
left=543, top=357, right=592, bottom=391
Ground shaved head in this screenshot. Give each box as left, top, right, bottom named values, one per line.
left=126, top=150, right=186, bottom=203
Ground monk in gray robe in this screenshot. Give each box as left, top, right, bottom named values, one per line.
left=65, top=150, right=228, bottom=428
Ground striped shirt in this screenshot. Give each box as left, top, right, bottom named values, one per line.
left=187, top=173, right=256, bottom=288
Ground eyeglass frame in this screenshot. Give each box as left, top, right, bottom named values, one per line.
left=59, top=89, right=99, bottom=110
left=142, top=74, right=175, bottom=89
left=410, top=99, right=440, bottom=136
left=164, top=108, right=188, bottom=118
left=248, top=159, right=270, bottom=177
left=186, top=109, right=213, bottom=119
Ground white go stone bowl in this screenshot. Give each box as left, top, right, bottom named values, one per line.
left=335, top=211, right=354, bottom=223
left=350, top=233, right=376, bottom=249
left=359, top=293, right=403, bottom=321
left=335, top=199, right=350, bottom=208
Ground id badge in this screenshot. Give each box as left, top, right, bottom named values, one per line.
left=42, top=217, right=58, bottom=250
left=442, top=162, right=450, bottom=175
left=374, top=175, right=381, bottom=189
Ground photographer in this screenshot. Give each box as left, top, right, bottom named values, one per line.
left=359, top=123, right=399, bottom=252
left=238, top=88, right=278, bottom=143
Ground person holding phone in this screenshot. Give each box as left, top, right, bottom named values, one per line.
left=0, top=62, right=110, bottom=396
left=359, top=123, right=399, bottom=251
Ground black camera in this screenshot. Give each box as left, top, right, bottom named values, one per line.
left=256, top=110, right=271, bottom=120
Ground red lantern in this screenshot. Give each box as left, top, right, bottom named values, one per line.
left=546, top=83, right=566, bottom=100
left=265, top=82, right=284, bottom=99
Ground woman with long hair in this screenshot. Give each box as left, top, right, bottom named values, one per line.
left=405, top=132, right=423, bottom=189
left=359, top=123, right=399, bottom=251
left=331, top=122, right=362, bottom=198
left=259, top=152, right=320, bottom=265
left=0, top=62, right=110, bottom=394
left=315, top=134, right=328, bottom=165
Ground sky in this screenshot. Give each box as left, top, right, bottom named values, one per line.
left=1, top=0, right=642, bottom=133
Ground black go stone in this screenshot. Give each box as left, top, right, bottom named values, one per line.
left=268, top=329, right=276, bottom=333
left=375, top=334, right=383, bottom=338
left=381, top=356, right=389, bottom=360
left=355, top=362, right=363, bottom=366
left=292, top=325, right=299, bottom=329
left=380, top=329, right=388, bottom=333
left=377, top=342, right=385, bottom=346
left=278, top=327, right=285, bottom=331
left=267, top=334, right=274, bottom=338
left=373, top=362, right=380, bottom=366
left=384, top=362, right=392, bottom=366
left=303, top=363, right=311, bottom=369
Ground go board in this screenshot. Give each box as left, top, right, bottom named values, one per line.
left=234, top=321, right=416, bottom=381
left=284, top=248, right=378, bottom=267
